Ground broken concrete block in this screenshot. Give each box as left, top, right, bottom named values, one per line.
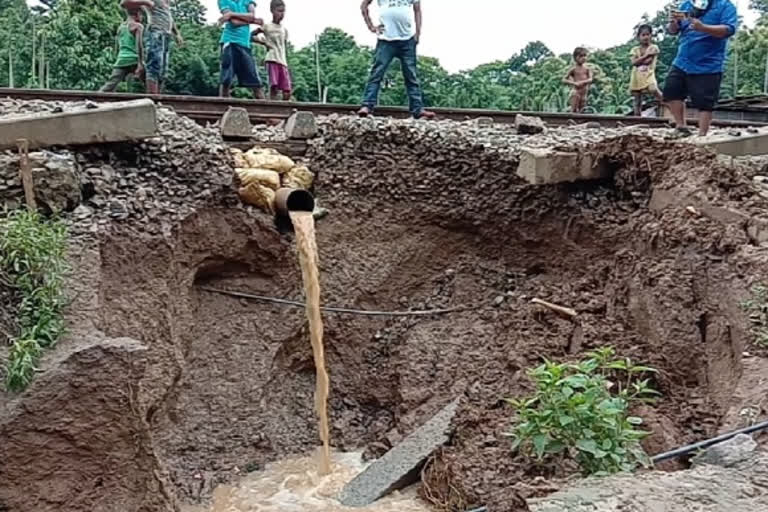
left=220, top=107, right=252, bottom=138
left=338, top=398, right=460, bottom=507
left=284, top=111, right=318, bottom=140
left=517, top=148, right=611, bottom=185
left=692, top=434, right=757, bottom=468
left=0, top=99, right=157, bottom=150
left=694, top=128, right=768, bottom=156
left=515, top=114, right=546, bottom=134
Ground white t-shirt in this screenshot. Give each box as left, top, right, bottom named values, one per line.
left=377, top=0, right=419, bottom=41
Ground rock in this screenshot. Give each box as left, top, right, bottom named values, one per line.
left=284, top=111, right=318, bottom=140
left=0, top=338, right=176, bottom=512
left=32, top=152, right=81, bottom=213
left=692, top=434, right=758, bottom=468
left=338, top=398, right=460, bottom=507
left=220, top=107, right=253, bottom=139
left=529, top=450, right=767, bottom=512
left=476, top=116, right=494, bottom=127
left=515, top=114, right=546, bottom=134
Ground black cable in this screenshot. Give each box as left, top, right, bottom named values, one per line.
left=198, top=286, right=479, bottom=317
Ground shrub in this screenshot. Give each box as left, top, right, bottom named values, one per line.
left=505, top=347, right=659, bottom=475
left=0, top=209, right=68, bottom=391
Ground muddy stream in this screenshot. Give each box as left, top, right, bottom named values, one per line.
left=185, top=212, right=430, bottom=512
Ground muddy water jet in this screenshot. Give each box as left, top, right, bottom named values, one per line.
left=290, top=210, right=332, bottom=475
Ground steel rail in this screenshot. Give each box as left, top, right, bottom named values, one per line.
left=2, top=87, right=766, bottom=128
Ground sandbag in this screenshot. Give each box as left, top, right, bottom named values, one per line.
left=238, top=183, right=275, bottom=213
left=244, top=148, right=295, bottom=173
left=236, top=167, right=281, bottom=190
left=230, top=148, right=249, bottom=168
left=282, top=165, right=315, bottom=190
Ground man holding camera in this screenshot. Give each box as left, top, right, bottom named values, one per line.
left=664, top=0, right=738, bottom=136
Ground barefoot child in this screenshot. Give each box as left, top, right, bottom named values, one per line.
left=630, top=24, right=663, bottom=116
left=100, top=8, right=146, bottom=92
left=253, top=0, right=291, bottom=100
left=563, top=47, right=593, bottom=113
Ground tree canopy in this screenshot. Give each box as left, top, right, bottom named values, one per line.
left=1, top=0, right=766, bottom=113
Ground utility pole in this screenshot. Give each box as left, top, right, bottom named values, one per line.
left=315, top=34, right=322, bottom=103
left=763, top=52, right=768, bottom=94
left=8, top=45, right=14, bottom=88
left=31, top=18, right=36, bottom=85
left=733, top=49, right=739, bottom=97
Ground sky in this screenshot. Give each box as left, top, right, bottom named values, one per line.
left=200, top=0, right=759, bottom=72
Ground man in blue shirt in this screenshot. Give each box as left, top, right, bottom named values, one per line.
left=218, top=0, right=265, bottom=98
left=664, top=0, right=739, bottom=136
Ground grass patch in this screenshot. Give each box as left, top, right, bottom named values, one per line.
left=741, top=284, right=768, bottom=347
left=0, top=209, right=68, bottom=391
left=505, top=347, right=659, bottom=475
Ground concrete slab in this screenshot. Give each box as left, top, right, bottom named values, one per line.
left=694, top=127, right=768, bottom=156
left=338, top=398, right=460, bottom=507
left=0, top=99, right=157, bottom=150
left=517, top=148, right=611, bottom=185
left=220, top=107, right=252, bottom=138
left=284, top=111, right=318, bottom=140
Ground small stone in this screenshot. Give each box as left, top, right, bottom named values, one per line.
left=692, top=434, right=757, bottom=468
left=476, top=116, right=494, bottom=127
left=515, top=114, right=546, bottom=135
left=494, top=295, right=505, bottom=306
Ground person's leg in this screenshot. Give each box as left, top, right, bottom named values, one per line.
left=632, top=92, right=642, bottom=116
left=145, top=30, right=162, bottom=94
left=232, top=44, right=264, bottom=99
left=100, top=67, right=130, bottom=92
left=359, top=40, right=396, bottom=116
left=570, top=90, right=581, bottom=113
left=689, top=72, right=722, bottom=136
left=662, top=66, right=688, bottom=129
left=399, top=37, right=432, bottom=118
left=266, top=62, right=279, bottom=100
left=159, top=33, right=171, bottom=93
left=279, top=64, right=292, bottom=102
left=219, top=44, right=235, bottom=97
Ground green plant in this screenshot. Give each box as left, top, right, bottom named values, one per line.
left=505, top=347, right=659, bottom=475
left=0, top=209, right=68, bottom=391
left=741, top=284, right=768, bottom=347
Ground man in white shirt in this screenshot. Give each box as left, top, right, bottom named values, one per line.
left=358, top=0, right=435, bottom=119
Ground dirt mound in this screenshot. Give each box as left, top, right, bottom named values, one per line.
left=1, top=111, right=768, bottom=512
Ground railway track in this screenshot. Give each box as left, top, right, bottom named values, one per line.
left=1, top=87, right=765, bottom=129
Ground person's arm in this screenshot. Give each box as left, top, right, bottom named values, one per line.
left=562, top=68, right=576, bottom=86
left=690, top=3, right=739, bottom=39
left=223, top=3, right=263, bottom=25
left=171, top=21, right=183, bottom=45
left=667, top=2, right=691, bottom=34
left=135, top=24, right=145, bottom=74
left=360, top=0, right=378, bottom=34
left=413, top=1, right=422, bottom=42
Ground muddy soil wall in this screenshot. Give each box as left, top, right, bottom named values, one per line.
left=1, top=114, right=767, bottom=512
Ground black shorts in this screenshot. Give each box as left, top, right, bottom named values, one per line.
left=220, top=43, right=262, bottom=88
left=662, top=65, right=722, bottom=111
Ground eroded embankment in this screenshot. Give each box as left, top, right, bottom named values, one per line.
left=1, top=109, right=767, bottom=512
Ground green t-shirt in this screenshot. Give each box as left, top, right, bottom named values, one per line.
left=114, top=22, right=139, bottom=68
left=219, top=0, right=255, bottom=48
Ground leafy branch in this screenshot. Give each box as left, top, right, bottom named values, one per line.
left=505, top=347, right=660, bottom=475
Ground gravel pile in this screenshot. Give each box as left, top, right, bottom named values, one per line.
left=0, top=101, right=240, bottom=236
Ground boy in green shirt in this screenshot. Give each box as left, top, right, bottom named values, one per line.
left=100, top=8, right=145, bottom=92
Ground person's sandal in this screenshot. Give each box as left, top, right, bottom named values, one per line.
left=667, top=126, right=693, bottom=140
left=416, top=110, right=436, bottom=120
left=357, top=106, right=371, bottom=118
